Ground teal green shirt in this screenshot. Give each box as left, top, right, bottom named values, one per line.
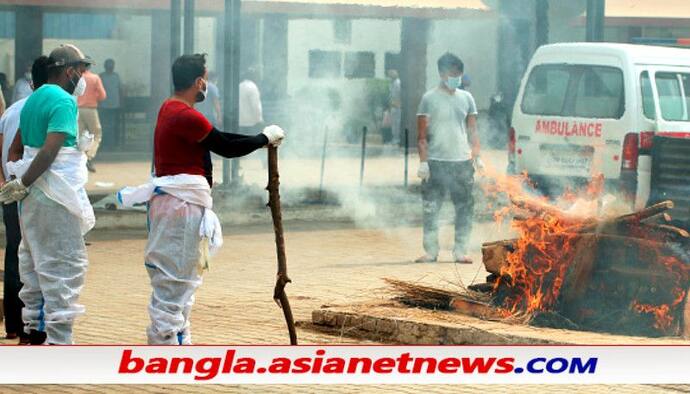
left=19, top=84, right=78, bottom=148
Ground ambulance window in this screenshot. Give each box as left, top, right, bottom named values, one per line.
left=572, top=66, right=625, bottom=119
left=521, top=65, right=570, bottom=116
left=655, top=72, right=690, bottom=121
left=640, top=71, right=656, bottom=120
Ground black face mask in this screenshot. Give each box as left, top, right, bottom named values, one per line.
left=195, top=80, right=207, bottom=103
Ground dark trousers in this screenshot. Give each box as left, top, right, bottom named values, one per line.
left=99, top=108, right=122, bottom=149
left=422, top=160, right=475, bottom=257
left=3, top=202, right=24, bottom=336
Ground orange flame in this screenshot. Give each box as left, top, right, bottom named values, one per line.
left=480, top=163, right=689, bottom=332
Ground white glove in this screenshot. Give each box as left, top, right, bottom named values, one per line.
left=262, top=125, right=285, bottom=147
left=473, top=156, right=485, bottom=173
left=78, top=130, right=95, bottom=152
left=417, top=161, right=430, bottom=181
left=0, top=178, right=28, bottom=204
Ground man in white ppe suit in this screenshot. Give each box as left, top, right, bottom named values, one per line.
left=0, top=44, right=95, bottom=345
left=119, top=54, right=284, bottom=344
left=0, top=55, right=54, bottom=344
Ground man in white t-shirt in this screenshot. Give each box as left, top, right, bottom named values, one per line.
left=12, top=63, right=33, bottom=104
left=238, top=68, right=265, bottom=170
left=239, top=68, right=263, bottom=135
left=416, top=52, right=484, bottom=264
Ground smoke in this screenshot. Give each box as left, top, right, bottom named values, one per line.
left=2, top=2, right=608, bottom=256
left=225, top=14, right=535, bottom=259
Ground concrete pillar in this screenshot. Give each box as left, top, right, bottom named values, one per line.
left=14, top=6, right=43, bottom=87
left=170, top=0, right=182, bottom=64
left=241, top=15, right=260, bottom=75
left=183, top=0, right=195, bottom=54
left=215, top=15, right=224, bottom=80
left=586, top=0, right=606, bottom=42
left=535, top=0, right=550, bottom=48
left=400, top=17, right=429, bottom=144
left=262, top=15, right=288, bottom=100
left=151, top=10, right=171, bottom=115
left=222, top=0, right=242, bottom=186
left=497, top=0, right=535, bottom=108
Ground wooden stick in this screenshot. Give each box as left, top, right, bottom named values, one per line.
left=481, top=240, right=516, bottom=275
left=482, top=239, right=518, bottom=248
left=656, top=224, right=690, bottom=239
left=449, top=297, right=508, bottom=320
left=510, top=195, right=587, bottom=225
left=576, top=200, right=675, bottom=234
left=641, top=212, right=673, bottom=225
left=609, top=200, right=674, bottom=225
left=267, top=146, right=297, bottom=345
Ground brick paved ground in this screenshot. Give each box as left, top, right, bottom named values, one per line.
left=0, top=221, right=687, bottom=392
left=47, top=221, right=504, bottom=346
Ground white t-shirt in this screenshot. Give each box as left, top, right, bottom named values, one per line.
left=0, top=97, right=27, bottom=178
left=239, top=80, right=263, bottom=128
left=12, top=78, right=32, bottom=104
left=417, top=87, right=478, bottom=162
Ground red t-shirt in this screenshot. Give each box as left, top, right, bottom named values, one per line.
left=154, top=100, right=213, bottom=183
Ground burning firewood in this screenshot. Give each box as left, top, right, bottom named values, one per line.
left=481, top=239, right=516, bottom=275
left=480, top=198, right=690, bottom=337
left=655, top=224, right=690, bottom=239
left=641, top=212, right=673, bottom=225
left=510, top=195, right=588, bottom=225
left=576, top=200, right=675, bottom=233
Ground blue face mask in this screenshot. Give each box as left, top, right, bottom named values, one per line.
left=444, top=76, right=461, bottom=90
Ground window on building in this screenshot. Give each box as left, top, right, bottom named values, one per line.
left=44, top=13, right=116, bottom=39
left=309, top=50, right=342, bottom=79
left=333, top=19, right=351, bottom=44
left=0, top=12, right=14, bottom=38
left=344, top=51, right=375, bottom=79
left=655, top=72, right=690, bottom=121
left=384, top=52, right=401, bottom=74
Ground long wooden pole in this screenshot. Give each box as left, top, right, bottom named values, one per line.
left=403, top=127, right=409, bottom=188
left=359, top=126, right=368, bottom=187
left=318, top=126, right=329, bottom=200
left=267, top=146, right=297, bottom=345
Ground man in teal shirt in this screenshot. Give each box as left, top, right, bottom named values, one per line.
left=0, top=44, right=93, bottom=345
left=19, top=83, right=78, bottom=149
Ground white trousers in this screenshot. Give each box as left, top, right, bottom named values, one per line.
left=145, top=193, right=204, bottom=345
left=18, top=188, right=88, bottom=344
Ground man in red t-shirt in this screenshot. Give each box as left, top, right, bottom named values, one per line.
left=143, top=54, right=283, bottom=344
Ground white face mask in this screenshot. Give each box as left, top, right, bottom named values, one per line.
left=73, top=76, right=87, bottom=97
left=444, top=76, right=461, bottom=91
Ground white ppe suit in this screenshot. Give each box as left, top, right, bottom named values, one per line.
left=118, top=175, right=222, bottom=345
left=9, top=147, right=94, bottom=345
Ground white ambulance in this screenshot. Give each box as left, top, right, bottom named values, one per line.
left=510, top=43, right=690, bottom=223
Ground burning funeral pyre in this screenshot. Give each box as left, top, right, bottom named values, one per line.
left=390, top=173, right=690, bottom=339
